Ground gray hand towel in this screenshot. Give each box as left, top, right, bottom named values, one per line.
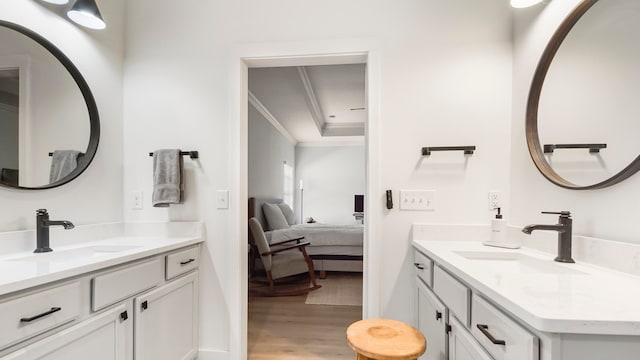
left=49, top=150, right=81, bottom=183
left=152, top=149, right=183, bottom=207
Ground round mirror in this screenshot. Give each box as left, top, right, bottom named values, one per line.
left=526, top=0, right=640, bottom=189
left=0, top=21, right=99, bottom=190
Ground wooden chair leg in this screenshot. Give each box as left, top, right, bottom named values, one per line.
left=319, top=270, right=327, bottom=279
left=267, top=271, right=275, bottom=291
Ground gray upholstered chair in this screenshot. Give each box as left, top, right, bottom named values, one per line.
left=248, top=217, right=320, bottom=295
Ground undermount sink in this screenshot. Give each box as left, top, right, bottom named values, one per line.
left=7, top=245, right=142, bottom=263
left=454, top=250, right=586, bottom=275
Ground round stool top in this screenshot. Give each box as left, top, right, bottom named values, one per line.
left=346, top=318, right=426, bottom=359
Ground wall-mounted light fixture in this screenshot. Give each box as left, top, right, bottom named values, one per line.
left=35, top=0, right=105, bottom=30
left=510, top=0, right=550, bottom=8
left=67, top=0, right=105, bottom=30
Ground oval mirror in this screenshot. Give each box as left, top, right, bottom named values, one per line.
left=0, top=21, right=99, bottom=190
left=526, top=0, right=640, bottom=189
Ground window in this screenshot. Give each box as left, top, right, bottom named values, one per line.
left=283, top=162, right=293, bottom=207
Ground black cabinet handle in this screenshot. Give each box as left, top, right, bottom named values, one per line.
left=20, top=307, right=62, bottom=323
left=141, top=301, right=148, bottom=310
left=180, top=258, right=195, bottom=266
left=120, top=311, right=128, bottom=321
left=435, top=311, right=442, bottom=320
left=413, top=262, right=424, bottom=270
left=476, top=324, right=506, bottom=345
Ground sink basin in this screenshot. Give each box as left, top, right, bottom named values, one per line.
left=454, top=251, right=586, bottom=275
left=7, top=245, right=142, bottom=263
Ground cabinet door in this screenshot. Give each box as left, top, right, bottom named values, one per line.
left=134, top=271, right=198, bottom=360
left=449, top=317, right=494, bottom=360
left=2, top=304, right=130, bottom=360
left=416, top=278, right=447, bottom=360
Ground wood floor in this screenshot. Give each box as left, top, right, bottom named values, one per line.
left=248, top=274, right=363, bottom=359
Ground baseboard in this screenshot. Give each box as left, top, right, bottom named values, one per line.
left=197, top=349, right=229, bottom=360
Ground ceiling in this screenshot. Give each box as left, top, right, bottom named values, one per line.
left=248, top=63, right=366, bottom=145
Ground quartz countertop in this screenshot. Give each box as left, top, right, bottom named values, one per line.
left=0, top=223, right=204, bottom=296
left=413, top=240, right=640, bottom=336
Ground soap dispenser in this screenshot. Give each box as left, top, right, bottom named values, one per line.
left=483, top=208, right=520, bottom=249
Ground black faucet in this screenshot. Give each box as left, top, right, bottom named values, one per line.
left=35, top=209, right=75, bottom=253
left=522, top=211, right=574, bottom=263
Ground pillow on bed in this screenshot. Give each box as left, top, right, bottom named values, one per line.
left=262, top=203, right=290, bottom=230
left=277, top=203, right=296, bottom=226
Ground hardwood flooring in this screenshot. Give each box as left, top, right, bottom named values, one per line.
left=248, top=274, right=362, bottom=359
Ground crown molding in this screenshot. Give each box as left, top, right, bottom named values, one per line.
left=248, top=91, right=297, bottom=146
left=297, top=66, right=326, bottom=135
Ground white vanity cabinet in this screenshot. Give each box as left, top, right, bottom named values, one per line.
left=416, top=277, right=447, bottom=360
left=0, top=244, right=201, bottom=360
left=413, top=243, right=640, bottom=360
left=2, top=304, right=131, bottom=360
left=414, top=248, right=536, bottom=360
left=134, top=271, right=198, bottom=360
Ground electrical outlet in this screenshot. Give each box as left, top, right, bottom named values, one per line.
left=400, top=190, right=436, bottom=211
left=132, top=191, right=143, bottom=210
left=488, top=191, right=502, bottom=210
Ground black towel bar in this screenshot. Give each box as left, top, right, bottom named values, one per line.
left=48, top=152, right=85, bottom=157
left=149, top=151, right=199, bottom=159
left=543, top=144, right=606, bottom=154
left=422, top=146, right=476, bottom=156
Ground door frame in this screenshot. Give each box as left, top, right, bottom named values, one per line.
left=229, top=38, right=381, bottom=359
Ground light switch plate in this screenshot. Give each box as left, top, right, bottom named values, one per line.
left=217, top=190, right=229, bottom=209
left=400, top=190, right=436, bottom=211
left=132, top=191, right=143, bottom=210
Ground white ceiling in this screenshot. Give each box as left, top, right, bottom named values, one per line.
left=248, top=63, right=366, bottom=145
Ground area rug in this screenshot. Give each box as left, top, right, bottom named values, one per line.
left=305, top=272, right=363, bottom=306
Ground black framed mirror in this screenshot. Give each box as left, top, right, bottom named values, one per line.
left=0, top=20, right=99, bottom=190
left=526, top=0, right=640, bottom=189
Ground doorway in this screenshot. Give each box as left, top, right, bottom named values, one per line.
left=247, top=62, right=366, bottom=358
left=233, top=46, right=380, bottom=359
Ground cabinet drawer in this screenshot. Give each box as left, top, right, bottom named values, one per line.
left=471, top=295, right=539, bottom=360
left=0, top=282, right=81, bottom=350
left=92, top=258, right=162, bottom=311
left=166, top=246, right=199, bottom=280
left=413, top=251, right=433, bottom=287
left=433, top=265, right=469, bottom=325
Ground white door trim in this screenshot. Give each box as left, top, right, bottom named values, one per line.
left=228, top=38, right=381, bottom=359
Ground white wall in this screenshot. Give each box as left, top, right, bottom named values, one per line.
left=248, top=105, right=295, bottom=200
left=511, top=0, right=640, bottom=245
left=0, top=1, right=124, bottom=231
left=295, top=145, right=365, bottom=225
left=123, top=0, right=512, bottom=358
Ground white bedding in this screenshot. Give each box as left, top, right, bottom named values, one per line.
left=266, top=223, right=363, bottom=248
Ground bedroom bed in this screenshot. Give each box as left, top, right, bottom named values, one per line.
left=248, top=197, right=363, bottom=278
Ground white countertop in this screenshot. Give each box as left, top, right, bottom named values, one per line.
left=0, top=235, right=203, bottom=296
left=413, top=240, right=640, bottom=336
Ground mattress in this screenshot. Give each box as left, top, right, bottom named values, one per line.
left=265, top=223, right=363, bottom=256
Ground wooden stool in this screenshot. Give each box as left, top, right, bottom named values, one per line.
left=346, top=318, right=426, bottom=360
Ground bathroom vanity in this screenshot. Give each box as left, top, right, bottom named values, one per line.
left=413, top=240, right=640, bottom=360
left=0, top=223, right=203, bottom=360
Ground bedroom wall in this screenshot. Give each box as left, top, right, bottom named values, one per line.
left=0, top=0, right=124, bottom=232
left=295, top=145, right=365, bottom=225
left=122, top=0, right=512, bottom=358
left=248, top=105, right=295, bottom=200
